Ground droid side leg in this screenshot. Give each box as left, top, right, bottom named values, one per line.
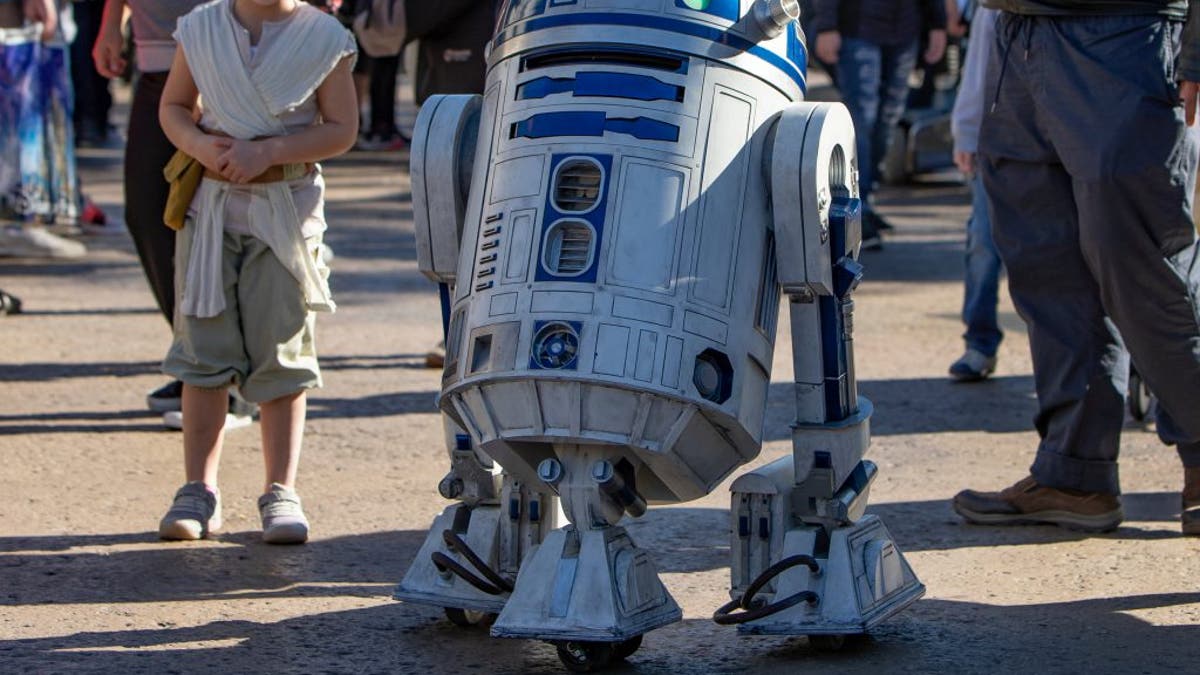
left=715, top=102, right=923, bottom=640
left=490, top=445, right=681, bottom=670
left=398, top=93, right=557, bottom=622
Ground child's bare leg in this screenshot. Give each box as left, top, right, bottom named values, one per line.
left=183, top=384, right=229, bottom=487
left=260, top=390, right=306, bottom=492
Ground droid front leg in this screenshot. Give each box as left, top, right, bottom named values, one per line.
left=716, top=101, right=923, bottom=640
left=489, top=445, right=680, bottom=671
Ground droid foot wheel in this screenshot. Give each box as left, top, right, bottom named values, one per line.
left=1128, top=368, right=1156, bottom=422
left=809, top=634, right=852, bottom=651
left=555, top=641, right=615, bottom=672
left=613, top=634, right=642, bottom=660
left=443, top=607, right=493, bottom=628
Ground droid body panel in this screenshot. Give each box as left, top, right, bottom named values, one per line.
left=404, top=0, right=922, bottom=665
left=437, top=6, right=808, bottom=505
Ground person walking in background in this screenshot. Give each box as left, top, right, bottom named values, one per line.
left=156, top=0, right=356, bottom=543
left=69, top=0, right=112, bottom=146
left=0, top=0, right=88, bottom=259
left=954, top=1, right=1200, bottom=535
left=947, top=3, right=1003, bottom=382
left=93, top=0, right=258, bottom=424
left=812, top=0, right=947, bottom=250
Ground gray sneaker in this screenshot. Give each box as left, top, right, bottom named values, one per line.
left=258, top=483, right=309, bottom=544
left=159, top=481, right=222, bottom=540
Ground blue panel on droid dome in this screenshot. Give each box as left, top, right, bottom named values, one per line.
left=517, top=72, right=685, bottom=103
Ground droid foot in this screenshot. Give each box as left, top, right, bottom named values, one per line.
left=953, top=476, right=1123, bottom=533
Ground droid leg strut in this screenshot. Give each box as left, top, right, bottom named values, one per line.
left=715, top=101, right=923, bottom=641
left=395, top=421, right=557, bottom=623
left=490, top=445, right=681, bottom=670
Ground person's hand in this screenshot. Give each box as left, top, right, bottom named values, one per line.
left=92, top=19, right=127, bottom=79
left=954, top=150, right=975, bottom=178
left=816, top=31, right=841, bottom=65
left=190, top=135, right=234, bottom=175
left=1182, top=80, right=1198, bottom=127
left=23, top=0, right=56, bottom=41
left=216, top=139, right=273, bottom=184
left=924, top=29, right=947, bottom=65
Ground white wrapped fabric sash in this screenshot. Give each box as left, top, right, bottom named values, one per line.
left=174, top=0, right=352, bottom=318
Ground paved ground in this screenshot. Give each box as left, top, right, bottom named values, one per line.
left=1, top=87, right=1197, bottom=674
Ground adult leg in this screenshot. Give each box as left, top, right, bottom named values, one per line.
left=367, top=53, right=401, bottom=138
left=1034, top=16, right=1200, bottom=458
left=836, top=38, right=883, bottom=242
left=867, top=41, right=919, bottom=204
left=953, top=14, right=1127, bottom=532
left=836, top=38, right=882, bottom=208
left=124, top=72, right=177, bottom=325
left=69, top=0, right=111, bottom=141
left=961, top=174, right=1003, bottom=357
left=984, top=158, right=1128, bottom=495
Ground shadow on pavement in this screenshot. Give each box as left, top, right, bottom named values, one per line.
left=764, top=375, right=1034, bottom=440
left=0, top=529, right=423, bottom=608
left=0, top=360, right=160, bottom=383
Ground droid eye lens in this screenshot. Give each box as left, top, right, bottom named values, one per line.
left=533, top=322, right=580, bottom=369
left=693, top=349, right=734, bottom=403
left=694, top=360, right=721, bottom=397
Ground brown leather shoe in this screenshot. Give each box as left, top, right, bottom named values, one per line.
left=1183, top=467, right=1200, bottom=536
left=953, top=475, right=1123, bottom=533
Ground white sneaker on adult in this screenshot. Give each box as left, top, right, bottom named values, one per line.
left=949, top=348, right=998, bottom=382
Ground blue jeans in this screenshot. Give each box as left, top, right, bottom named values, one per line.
left=962, top=175, right=1003, bottom=356
left=836, top=38, right=918, bottom=212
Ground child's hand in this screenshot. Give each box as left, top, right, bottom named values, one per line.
left=217, top=139, right=273, bottom=184
left=191, top=135, right=233, bottom=175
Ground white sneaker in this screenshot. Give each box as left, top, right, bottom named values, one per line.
left=259, top=483, right=309, bottom=544
left=0, top=225, right=86, bottom=258
left=163, top=410, right=255, bottom=431
left=949, top=348, right=998, bottom=382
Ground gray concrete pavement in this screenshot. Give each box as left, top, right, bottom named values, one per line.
left=1, top=94, right=1197, bottom=674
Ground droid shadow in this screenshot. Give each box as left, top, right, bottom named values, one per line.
left=10, top=590, right=1196, bottom=674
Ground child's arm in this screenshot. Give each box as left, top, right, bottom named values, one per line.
left=217, top=57, right=359, bottom=184
left=158, top=48, right=233, bottom=175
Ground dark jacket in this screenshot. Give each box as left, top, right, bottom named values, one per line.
left=980, top=0, right=1186, bottom=17
left=981, top=0, right=1199, bottom=88
left=811, top=0, right=948, bottom=46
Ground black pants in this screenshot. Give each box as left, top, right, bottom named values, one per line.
left=979, top=13, right=1200, bottom=494
left=124, top=72, right=177, bottom=326
left=367, top=53, right=401, bottom=136
left=69, top=0, right=112, bottom=134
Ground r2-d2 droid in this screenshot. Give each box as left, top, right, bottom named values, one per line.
left=402, top=0, right=922, bottom=669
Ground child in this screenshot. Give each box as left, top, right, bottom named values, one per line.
left=157, top=0, right=357, bottom=544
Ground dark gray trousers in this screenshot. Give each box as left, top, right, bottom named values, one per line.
left=979, top=13, right=1200, bottom=495
left=124, top=72, right=177, bottom=326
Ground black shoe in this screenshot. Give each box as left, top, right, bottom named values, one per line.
left=0, top=290, right=21, bottom=315
left=147, top=380, right=184, bottom=413
left=860, top=228, right=883, bottom=251
left=868, top=211, right=895, bottom=231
